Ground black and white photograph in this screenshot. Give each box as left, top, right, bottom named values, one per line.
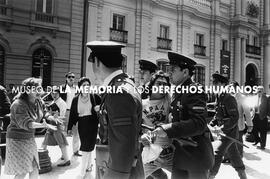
left=0, top=0, right=270, bottom=178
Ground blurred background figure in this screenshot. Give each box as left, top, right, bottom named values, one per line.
left=229, top=81, right=253, bottom=157
left=0, top=85, right=11, bottom=174
left=252, top=86, right=268, bottom=150
left=60, top=72, right=81, bottom=156
left=42, top=87, right=70, bottom=167
left=0, top=85, right=11, bottom=129
left=7, top=84, right=16, bottom=103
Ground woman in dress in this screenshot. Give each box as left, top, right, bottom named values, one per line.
left=4, top=77, right=56, bottom=179
left=67, top=77, right=101, bottom=178
left=42, top=87, right=70, bottom=166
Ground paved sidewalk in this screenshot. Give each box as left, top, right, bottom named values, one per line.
left=1, top=133, right=270, bottom=179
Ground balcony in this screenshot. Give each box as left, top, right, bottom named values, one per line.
left=157, top=37, right=172, bottom=50
left=110, top=28, right=128, bottom=43
left=246, top=45, right=261, bottom=55
left=0, top=4, right=7, bottom=15
left=194, top=44, right=206, bottom=56
left=35, top=12, right=54, bottom=23
left=0, top=4, right=12, bottom=18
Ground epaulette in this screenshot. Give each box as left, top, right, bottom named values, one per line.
left=111, top=74, right=135, bottom=87
left=190, top=82, right=204, bottom=89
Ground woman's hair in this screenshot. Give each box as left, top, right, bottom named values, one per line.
left=16, top=77, right=42, bottom=102
left=147, top=70, right=171, bottom=97
left=78, top=77, right=91, bottom=88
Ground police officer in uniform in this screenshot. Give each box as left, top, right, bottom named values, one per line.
left=208, top=72, right=247, bottom=179
left=86, top=41, right=144, bottom=179
left=139, top=59, right=157, bottom=99
left=153, top=52, right=214, bottom=179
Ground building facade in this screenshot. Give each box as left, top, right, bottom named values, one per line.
left=0, top=0, right=84, bottom=87
left=85, top=0, right=270, bottom=93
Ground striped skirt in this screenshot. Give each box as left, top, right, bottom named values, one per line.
left=4, top=138, right=39, bottom=175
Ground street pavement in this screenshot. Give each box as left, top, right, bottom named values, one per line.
left=1, top=132, right=270, bottom=179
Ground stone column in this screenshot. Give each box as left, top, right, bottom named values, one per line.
left=241, top=37, right=246, bottom=85
left=236, top=0, right=241, bottom=16
left=234, top=38, right=241, bottom=82
left=241, top=0, right=246, bottom=16
left=264, top=37, right=270, bottom=93
left=264, top=0, right=270, bottom=25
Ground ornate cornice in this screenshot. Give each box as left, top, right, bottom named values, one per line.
left=27, top=36, right=57, bottom=57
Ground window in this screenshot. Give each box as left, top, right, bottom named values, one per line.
left=196, top=33, right=204, bottom=46
left=113, top=14, right=125, bottom=30
left=253, top=36, right=259, bottom=47
left=0, top=0, right=6, bottom=5
left=194, top=66, right=205, bottom=85
left=36, top=0, right=53, bottom=14
left=246, top=35, right=250, bottom=45
left=0, top=45, right=4, bottom=85
left=160, top=25, right=170, bottom=39
left=222, top=40, right=228, bottom=51
left=32, top=48, right=52, bottom=87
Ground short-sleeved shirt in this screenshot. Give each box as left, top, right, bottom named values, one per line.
left=142, top=96, right=171, bottom=147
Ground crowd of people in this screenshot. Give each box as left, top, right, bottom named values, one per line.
left=0, top=40, right=269, bottom=179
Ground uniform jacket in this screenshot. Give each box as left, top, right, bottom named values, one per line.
left=101, top=73, right=144, bottom=179
left=162, top=78, right=214, bottom=171
left=215, top=92, right=239, bottom=137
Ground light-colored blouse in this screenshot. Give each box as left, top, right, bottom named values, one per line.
left=78, top=94, right=92, bottom=117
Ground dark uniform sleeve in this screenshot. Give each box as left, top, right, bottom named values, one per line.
left=222, top=95, right=239, bottom=132
left=67, top=97, right=78, bottom=131
left=105, top=92, right=139, bottom=177
left=163, top=92, right=207, bottom=138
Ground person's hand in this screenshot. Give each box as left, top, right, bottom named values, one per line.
left=55, top=117, right=64, bottom=124
left=94, top=105, right=100, bottom=112
left=42, top=120, right=57, bottom=131
left=247, top=126, right=253, bottom=133
left=67, top=130, right=72, bottom=136
left=141, top=133, right=151, bottom=146
left=152, top=127, right=167, bottom=138
left=47, top=115, right=54, bottom=121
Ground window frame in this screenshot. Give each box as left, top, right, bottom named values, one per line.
left=195, top=33, right=204, bottom=46
left=159, top=24, right=170, bottom=39
left=0, top=45, right=5, bottom=85
left=0, top=0, right=7, bottom=5
left=193, top=65, right=205, bottom=85
left=112, top=13, right=125, bottom=31
left=36, top=0, right=53, bottom=14
left=253, top=36, right=259, bottom=47
left=222, top=39, right=228, bottom=51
